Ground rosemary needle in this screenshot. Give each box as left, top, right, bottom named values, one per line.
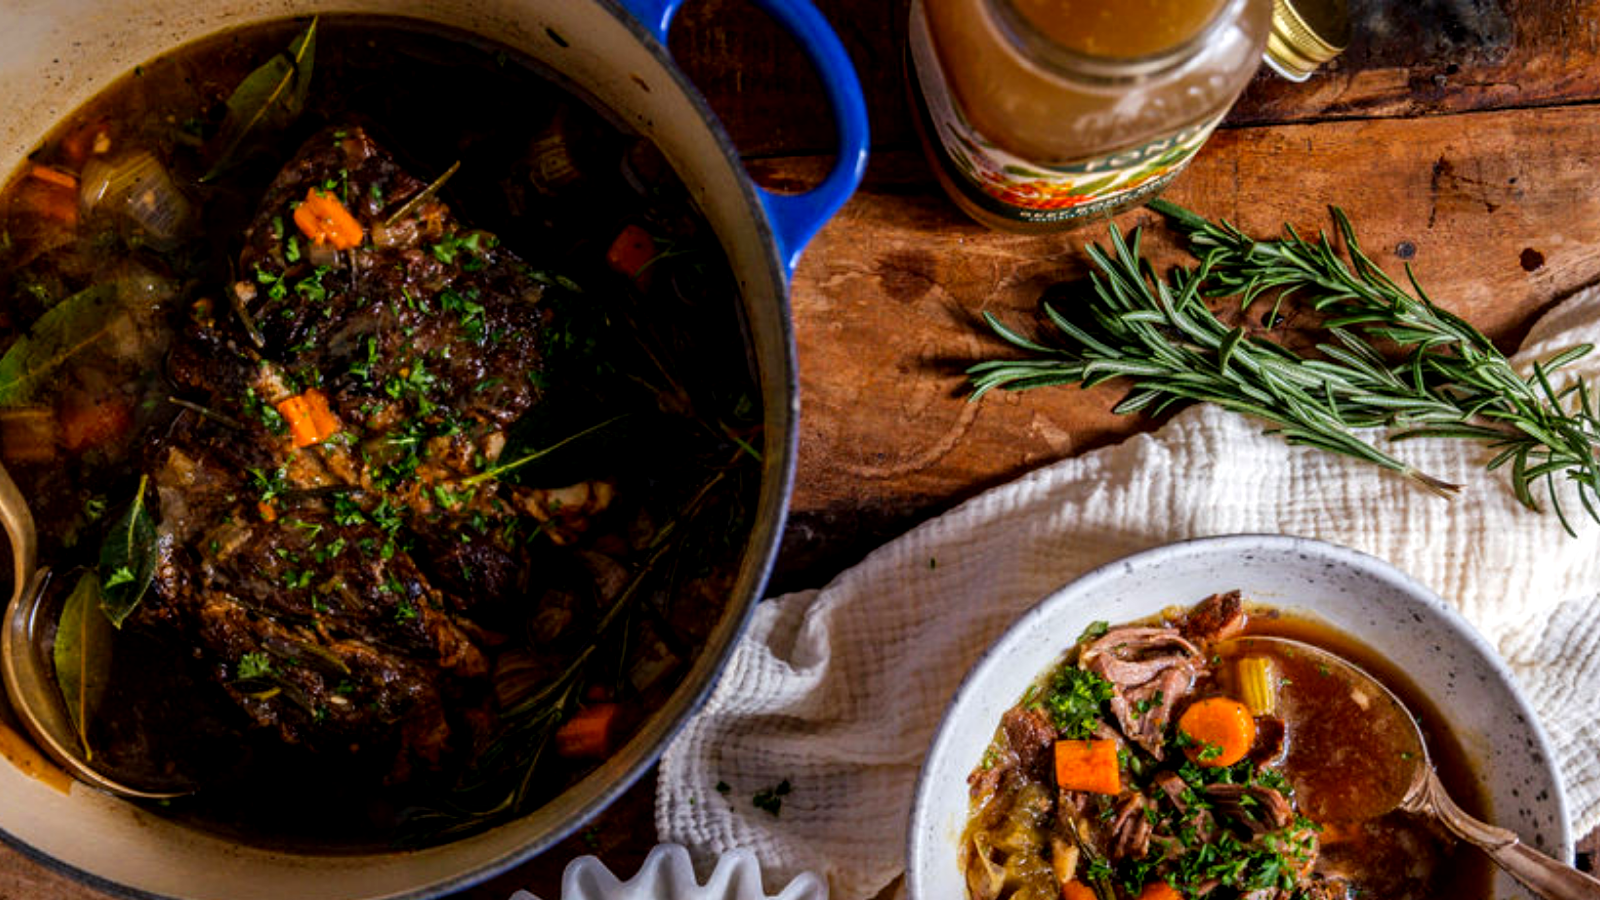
left=969, top=201, right=1600, bottom=532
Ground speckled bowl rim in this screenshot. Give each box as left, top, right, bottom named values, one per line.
left=905, top=533, right=1573, bottom=900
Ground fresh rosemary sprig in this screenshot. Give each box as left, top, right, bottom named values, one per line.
left=969, top=200, right=1600, bottom=531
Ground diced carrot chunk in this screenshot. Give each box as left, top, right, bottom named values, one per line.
left=275, top=388, right=341, bottom=448
left=1136, top=881, right=1182, bottom=900
left=293, top=187, right=364, bottom=250
left=1177, top=696, right=1257, bottom=768
left=554, top=702, right=622, bottom=759
left=301, top=388, right=341, bottom=442
left=28, top=164, right=79, bottom=191
left=1053, top=739, right=1121, bottom=795
left=276, top=394, right=315, bottom=448
left=605, top=223, right=657, bottom=280
left=1061, top=881, right=1098, bottom=900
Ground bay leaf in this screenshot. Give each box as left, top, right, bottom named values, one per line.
left=53, top=570, right=115, bottom=761
left=202, top=18, right=318, bottom=181
left=98, top=475, right=157, bottom=628
left=0, top=284, right=122, bottom=406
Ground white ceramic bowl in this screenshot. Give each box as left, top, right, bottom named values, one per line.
left=906, top=534, right=1572, bottom=900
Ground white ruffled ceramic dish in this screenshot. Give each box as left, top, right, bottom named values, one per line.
left=516, top=844, right=826, bottom=900
left=905, top=533, right=1572, bottom=900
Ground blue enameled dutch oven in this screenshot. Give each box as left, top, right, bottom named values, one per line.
left=0, top=0, right=868, bottom=896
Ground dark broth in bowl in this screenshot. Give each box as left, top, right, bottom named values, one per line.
left=962, top=593, right=1490, bottom=900
left=0, top=16, right=761, bottom=848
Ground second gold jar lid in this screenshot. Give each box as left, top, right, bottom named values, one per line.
left=1264, top=0, right=1351, bottom=81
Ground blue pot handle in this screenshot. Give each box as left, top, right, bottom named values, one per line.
left=616, top=0, right=870, bottom=280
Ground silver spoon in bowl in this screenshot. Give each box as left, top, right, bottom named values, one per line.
left=1225, top=634, right=1600, bottom=900
left=0, top=459, right=187, bottom=800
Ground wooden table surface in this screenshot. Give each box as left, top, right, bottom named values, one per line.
left=5, top=0, right=1600, bottom=897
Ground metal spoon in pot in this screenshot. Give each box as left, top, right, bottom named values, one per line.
left=1225, top=635, right=1600, bottom=900
left=0, top=460, right=187, bottom=800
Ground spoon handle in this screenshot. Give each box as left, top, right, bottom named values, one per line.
left=1411, top=770, right=1600, bottom=899
left=0, top=461, right=37, bottom=608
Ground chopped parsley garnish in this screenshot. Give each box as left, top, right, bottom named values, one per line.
left=237, top=652, right=274, bottom=680
left=440, top=288, right=487, bottom=342
left=247, top=466, right=289, bottom=503
left=243, top=387, right=287, bottom=434
left=347, top=335, right=380, bottom=383
left=255, top=266, right=289, bottom=301
left=1044, top=665, right=1115, bottom=739
left=287, top=324, right=320, bottom=356
left=294, top=265, right=332, bottom=304
left=431, top=231, right=497, bottom=269
left=1131, top=690, right=1164, bottom=720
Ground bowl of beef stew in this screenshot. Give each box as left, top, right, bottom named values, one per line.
left=907, top=534, right=1571, bottom=900
left=0, top=1, right=864, bottom=897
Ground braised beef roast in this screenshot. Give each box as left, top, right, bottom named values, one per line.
left=137, top=126, right=615, bottom=786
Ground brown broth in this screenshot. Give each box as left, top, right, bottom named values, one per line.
left=1240, top=609, right=1493, bottom=898
left=1009, top=0, right=1229, bottom=57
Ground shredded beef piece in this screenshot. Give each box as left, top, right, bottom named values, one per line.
left=1081, top=627, right=1201, bottom=684
left=1154, top=770, right=1193, bottom=813
left=1204, top=783, right=1296, bottom=833
left=1110, top=792, right=1154, bottom=860
left=1081, top=626, right=1200, bottom=758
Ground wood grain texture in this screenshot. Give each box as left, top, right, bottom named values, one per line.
left=672, top=0, right=1600, bottom=154
left=1232, top=0, right=1600, bottom=124
left=772, top=103, right=1600, bottom=580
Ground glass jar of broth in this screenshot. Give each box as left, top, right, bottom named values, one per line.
left=909, top=0, right=1273, bottom=231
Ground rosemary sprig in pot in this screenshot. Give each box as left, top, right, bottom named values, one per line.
left=968, top=200, right=1600, bottom=532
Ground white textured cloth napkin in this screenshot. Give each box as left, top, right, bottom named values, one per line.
left=655, top=286, right=1600, bottom=899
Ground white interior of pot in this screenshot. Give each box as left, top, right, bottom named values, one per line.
left=0, top=1, right=795, bottom=897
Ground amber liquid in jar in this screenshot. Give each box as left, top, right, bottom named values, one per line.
left=908, top=0, right=1271, bottom=231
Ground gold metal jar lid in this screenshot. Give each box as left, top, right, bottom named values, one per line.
left=1264, top=0, right=1351, bottom=82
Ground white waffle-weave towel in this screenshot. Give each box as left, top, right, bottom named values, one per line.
left=655, top=286, right=1600, bottom=899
